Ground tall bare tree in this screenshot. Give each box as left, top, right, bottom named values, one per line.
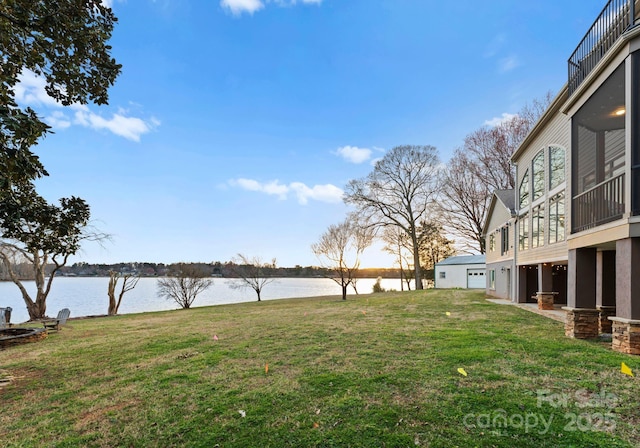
left=441, top=94, right=553, bottom=253
left=439, top=151, right=492, bottom=253
left=107, top=271, right=140, bottom=315
left=312, top=218, right=374, bottom=300
left=344, top=145, right=440, bottom=289
left=157, top=263, right=212, bottom=309
left=229, top=254, right=277, bottom=302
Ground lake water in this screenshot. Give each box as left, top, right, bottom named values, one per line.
left=0, top=277, right=407, bottom=323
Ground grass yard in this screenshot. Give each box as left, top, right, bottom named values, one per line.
left=0, top=289, right=638, bottom=447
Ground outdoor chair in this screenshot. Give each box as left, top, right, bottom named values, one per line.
left=43, top=308, right=71, bottom=331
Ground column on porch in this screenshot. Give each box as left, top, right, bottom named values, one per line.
left=516, top=266, right=528, bottom=303
left=610, top=238, right=640, bottom=355
left=596, top=251, right=616, bottom=334
left=536, top=263, right=555, bottom=310
left=564, top=248, right=599, bottom=339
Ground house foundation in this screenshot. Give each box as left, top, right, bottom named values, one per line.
left=609, top=318, right=640, bottom=355
left=563, top=308, right=600, bottom=339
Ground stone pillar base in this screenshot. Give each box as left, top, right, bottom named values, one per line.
left=537, top=292, right=556, bottom=310
left=609, top=317, right=640, bottom=355
left=597, top=306, right=616, bottom=334
left=562, top=308, right=600, bottom=339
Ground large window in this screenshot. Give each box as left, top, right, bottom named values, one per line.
left=489, top=234, right=495, bottom=252
left=532, top=150, right=545, bottom=201
left=532, top=205, right=545, bottom=248
left=519, top=170, right=530, bottom=209
left=519, top=214, right=529, bottom=251
left=489, top=270, right=496, bottom=289
left=501, top=226, right=509, bottom=255
left=549, top=146, right=565, bottom=190
left=549, top=192, right=565, bottom=244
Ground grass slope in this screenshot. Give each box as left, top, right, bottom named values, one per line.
left=1, top=289, right=638, bottom=447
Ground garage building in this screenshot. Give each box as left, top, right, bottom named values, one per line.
left=434, top=255, right=487, bottom=289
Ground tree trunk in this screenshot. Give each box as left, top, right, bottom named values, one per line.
left=257, top=289, right=261, bottom=301
left=411, top=230, right=423, bottom=290
left=107, top=273, right=117, bottom=315
left=341, top=284, right=348, bottom=300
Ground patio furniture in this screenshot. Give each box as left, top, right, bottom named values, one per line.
left=43, top=308, right=71, bottom=331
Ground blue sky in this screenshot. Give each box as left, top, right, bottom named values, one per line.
left=19, top=0, right=605, bottom=267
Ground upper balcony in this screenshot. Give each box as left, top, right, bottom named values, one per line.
left=568, top=0, right=639, bottom=95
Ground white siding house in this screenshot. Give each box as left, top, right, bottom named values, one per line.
left=435, top=255, right=486, bottom=289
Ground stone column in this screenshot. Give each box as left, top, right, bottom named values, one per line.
left=536, top=263, right=555, bottom=310
left=596, top=251, right=616, bottom=334
left=611, top=238, right=640, bottom=354
left=564, top=248, right=599, bottom=339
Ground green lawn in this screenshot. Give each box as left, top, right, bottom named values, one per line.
left=1, top=289, right=638, bottom=447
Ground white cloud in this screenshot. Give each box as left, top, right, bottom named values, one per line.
left=74, top=110, right=159, bottom=142
left=221, top=0, right=264, bottom=15
left=15, top=69, right=157, bottom=141
left=484, top=112, right=518, bottom=127
left=334, top=146, right=372, bottom=164
left=45, top=111, right=72, bottom=130
left=231, top=178, right=343, bottom=205
left=498, top=55, right=521, bottom=73
left=221, top=0, right=322, bottom=16
left=290, top=182, right=343, bottom=205
left=232, top=178, right=289, bottom=199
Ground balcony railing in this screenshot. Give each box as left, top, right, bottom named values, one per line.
left=568, top=0, right=636, bottom=95
left=572, top=173, right=625, bottom=233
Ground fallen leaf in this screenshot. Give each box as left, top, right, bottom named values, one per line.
left=362, top=310, right=367, bottom=315
left=445, top=312, right=451, bottom=316
left=213, top=335, right=219, bottom=341
left=265, top=363, right=269, bottom=374
left=457, top=368, right=468, bottom=377
left=313, top=422, right=320, bottom=428
left=621, top=362, right=634, bottom=377
left=238, top=410, right=246, bottom=418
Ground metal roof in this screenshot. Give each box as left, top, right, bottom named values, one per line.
left=435, top=255, right=486, bottom=266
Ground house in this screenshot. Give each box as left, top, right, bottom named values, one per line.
left=435, top=255, right=486, bottom=289
left=485, top=0, right=640, bottom=355
left=483, top=190, right=517, bottom=300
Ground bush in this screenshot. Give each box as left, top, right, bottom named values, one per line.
left=372, top=277, right=386, bottom=293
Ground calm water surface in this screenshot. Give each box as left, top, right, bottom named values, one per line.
left=0, top=277, right=406, bottom=323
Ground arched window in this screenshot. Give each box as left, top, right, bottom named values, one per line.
left=532, top=150, right=545, bottom=201
left=519, top=169, right=530, bottom=208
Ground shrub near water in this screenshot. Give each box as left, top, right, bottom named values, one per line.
left=0, top=290, right=638, bottom=447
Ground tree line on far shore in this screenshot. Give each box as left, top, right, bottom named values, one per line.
left=0, top=260, right=408, bottom=281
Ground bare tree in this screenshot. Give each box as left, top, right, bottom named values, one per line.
left=439, top=151, right=492, bottom=253
left=440, top=94, right=553, bottom=253
left=107, top=271, right=140, bottom=315
left=229, top=254, right=277, bottom=302
left=157, top=263, right=213, bottom=309
left=381, top=225, right=414, bottom=291
left=312, top=218, right=374, bottom=300
left=344, top=145, right=440, bottom=290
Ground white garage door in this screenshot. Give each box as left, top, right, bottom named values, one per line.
left=467, top=269, right=485, bottom=288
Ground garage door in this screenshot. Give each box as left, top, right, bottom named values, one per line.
left=467, top=269, right=485, bottom=288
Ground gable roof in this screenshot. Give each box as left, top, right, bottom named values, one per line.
left=494, top=189, right=516, bottom=214
left=436, top=255, right=486, bottom=266
left=481, top=189, right=516, bottom=236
